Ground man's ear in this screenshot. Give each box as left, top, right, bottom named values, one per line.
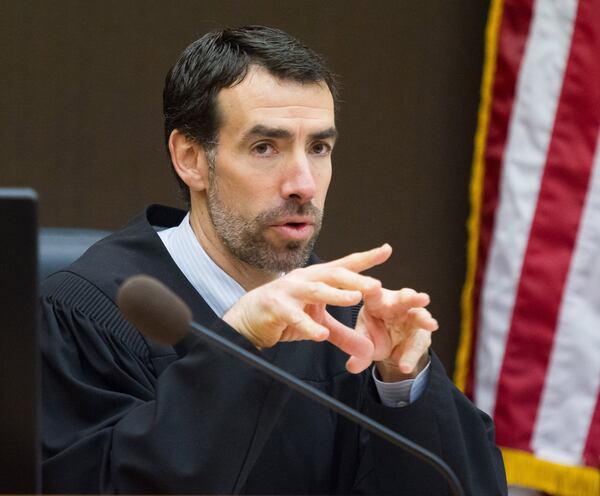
left=168, top=129, right=210, bottom=192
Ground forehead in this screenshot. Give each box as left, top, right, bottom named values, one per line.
left=216, top=67, right=335, bottom=134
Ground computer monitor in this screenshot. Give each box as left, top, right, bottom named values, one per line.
left=0, top=188, right=39, bottom=492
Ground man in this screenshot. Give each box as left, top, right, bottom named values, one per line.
left=40, top=26, right=507, bottom=494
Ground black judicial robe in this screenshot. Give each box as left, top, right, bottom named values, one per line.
left=39, top=205, right=507, bottom=495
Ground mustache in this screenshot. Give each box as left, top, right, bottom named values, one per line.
left=257, top=201, right=323, bottom=224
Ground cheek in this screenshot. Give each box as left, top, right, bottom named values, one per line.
left=217, top=173, right=276, bottom=214
left=216, top=150, right=276, bottom=192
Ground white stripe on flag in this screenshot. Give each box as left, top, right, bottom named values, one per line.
left=532, top=132, right=600, bottom=465
left=474, top=0, right=578, bottom=415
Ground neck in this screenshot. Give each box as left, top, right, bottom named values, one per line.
left=188, top=206, right=278, bottom=291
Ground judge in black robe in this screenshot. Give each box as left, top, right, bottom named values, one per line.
left=40, top=205, right=507, bottom=495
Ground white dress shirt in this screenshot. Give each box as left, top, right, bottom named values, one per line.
left=158, top=213, right=429, bottom=407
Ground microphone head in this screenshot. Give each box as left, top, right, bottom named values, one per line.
left=117, top=274, right=192, bottom=346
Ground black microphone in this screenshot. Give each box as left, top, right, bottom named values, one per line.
left=117, top=274, right=465, bottom=496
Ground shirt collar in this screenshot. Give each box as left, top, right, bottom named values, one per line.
left=157, top=212, right=246, bottom=318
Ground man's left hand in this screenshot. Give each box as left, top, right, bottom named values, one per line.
left=345, top=285, right=439, bottom=381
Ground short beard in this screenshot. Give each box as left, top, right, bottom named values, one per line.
left=205, top=154, right=323, bottom=273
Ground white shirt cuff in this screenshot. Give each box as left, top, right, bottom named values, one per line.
left=372, top=359, right=431, bottom=407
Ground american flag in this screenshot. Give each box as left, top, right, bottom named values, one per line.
left=454, top=0, right=600, bottom=494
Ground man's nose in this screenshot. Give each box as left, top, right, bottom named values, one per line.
left=281, top=151, right=316, bottom=203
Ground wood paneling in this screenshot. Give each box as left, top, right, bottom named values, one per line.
left=0, top=0, right=488, bottom=372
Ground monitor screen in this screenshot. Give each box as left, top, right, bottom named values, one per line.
left=0, top=188, right=39, bottom=492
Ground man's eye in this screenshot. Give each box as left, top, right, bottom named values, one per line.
left=311, top=142, right=332, bottom=155
left=252, top=143, right=275, bottom=156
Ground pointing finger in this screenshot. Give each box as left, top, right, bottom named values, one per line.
left=324, top=244, right=392, bottom=273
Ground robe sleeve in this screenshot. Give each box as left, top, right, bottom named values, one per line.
left=40, top=272, right=283, bottom=493
left=354, top=353, right=507, bottom=495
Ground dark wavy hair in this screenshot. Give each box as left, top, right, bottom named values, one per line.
left=163, top=25, right=339, bottom=205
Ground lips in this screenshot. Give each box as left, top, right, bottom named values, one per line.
left=270, top=218, right=315, bottom=241
left=272, top=216, right=315, bottom=227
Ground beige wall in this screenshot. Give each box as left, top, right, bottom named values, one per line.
left=1, top=0, right=489, bottom=372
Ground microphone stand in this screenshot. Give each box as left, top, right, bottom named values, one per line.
left=187, top=320, right=465, bottom=496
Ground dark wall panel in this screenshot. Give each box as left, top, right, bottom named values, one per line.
left=1, top=0, right=489, bottom=372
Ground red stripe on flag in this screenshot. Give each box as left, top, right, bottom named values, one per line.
left=583, top=391, right=600, bottom=467
left=493, top=0, right=600, bottom=450
left=466, top=0, right=534, bottom=398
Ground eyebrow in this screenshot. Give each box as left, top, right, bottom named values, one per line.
left=241, top=125, right=338, bottom=142
left=310, top=127, right=338, bottom=141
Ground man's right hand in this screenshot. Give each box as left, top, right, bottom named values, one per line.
left=222, top=245, right=392, bottom=362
